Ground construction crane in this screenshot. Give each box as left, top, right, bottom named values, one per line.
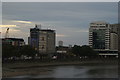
left=5, top=28, right=9, bottom=38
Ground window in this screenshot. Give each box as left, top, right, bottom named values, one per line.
left=92, top=29, right=106, bottom=49
left=41, top=45, right=44, bottom=49
left=41, top=37, right=44, bottom=41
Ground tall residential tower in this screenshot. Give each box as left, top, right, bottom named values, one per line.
left=28, top=25, right=56, bottom=54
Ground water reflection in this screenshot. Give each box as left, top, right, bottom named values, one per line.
left=28, top=65, right=118, bottom=78
left=2, top=64, right=118, bottom=79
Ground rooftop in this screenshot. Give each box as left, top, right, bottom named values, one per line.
left=2, top=38, right=24, bottom=41
left=90, top=21, right=109, bottom=24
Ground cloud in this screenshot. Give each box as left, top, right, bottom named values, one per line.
left=2, top=2, right=118, bottom=45
left=2, top=28, right=20, bottom=33
left=1, top=28, right=29, bottom=41
left=9, top=29, right=21, bottom=32
left=75, top=30, right=89, bottom=33
left=13, top=20, right=32, bottom=24
left=0, top=25, right=17, bottom=27
left=56, top=34, right=68, bottom=37
left=1, top=28, right=21, bottom=38
left=2, top=0, right=119, bottom=2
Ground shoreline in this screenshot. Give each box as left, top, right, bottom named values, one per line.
left=2, top=59, right=118, bottom=78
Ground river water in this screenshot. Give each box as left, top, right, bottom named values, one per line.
left=12, top=64, right=118, bottom=79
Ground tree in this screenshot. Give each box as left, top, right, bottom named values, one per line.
left=19, top=45, right=37, bottom=57
left=80, top=45, right=98, bottom=57
left=72, top=45, right=81, bottom=56
left=2, top=44, right=20, bottom=58
left=2, top=45, right=37, bottom=60
left=72, top=45, right=98, bottom=58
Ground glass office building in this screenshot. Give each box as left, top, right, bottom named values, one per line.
left=89, top=21, right=110, bottom=50
left=92, top=29, right=106, bottom=49
left=89, top=21, right=118, bottom=56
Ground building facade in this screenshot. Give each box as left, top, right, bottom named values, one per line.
left=89, top=21, right=118, bottom=56
left=2, top=38, right=25, bottom=46
left=118, top=24, right=120, bottom=54
left=58, top=40, right=63, bottom=47
left=28, top=25, right=40, bottom=50
left=29, top=25, right=56, bottom=54
left=109, top=24, right=119, bottom=50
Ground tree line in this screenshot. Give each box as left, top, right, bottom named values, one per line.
left=2, top=44, right=37, bottom=60
left=71, top=45, right=98, bottom=58
left=2, top=44, right=98, bottom=61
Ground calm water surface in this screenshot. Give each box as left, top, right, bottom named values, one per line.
left=13, top=64, right=118, bottom=78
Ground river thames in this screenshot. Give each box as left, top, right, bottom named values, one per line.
left=11, top=64, right=118, bottom=78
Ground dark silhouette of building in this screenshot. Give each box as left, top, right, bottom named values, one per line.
left=2, top=38, right=25, bottom=46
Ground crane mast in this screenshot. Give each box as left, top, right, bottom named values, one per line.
left=5, top=28, right=9, bottom=38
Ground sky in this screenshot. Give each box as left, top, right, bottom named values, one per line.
left=1, top=0, right=120, bottom=2
left=1, top=2, right=118, bottom=46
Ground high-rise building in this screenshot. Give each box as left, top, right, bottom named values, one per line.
left=89, top=21, right=110, bottom=50
left=89, top=21, right=118, bottom=55
left=118, top=2, right=120, bottom=55
left=118, top=24, right=120, bottom=54
left=29, top=25, right=56, bottom=54
left=29, top=25, right=40, bottom=51
left=109, top=24, right=119, bottom=50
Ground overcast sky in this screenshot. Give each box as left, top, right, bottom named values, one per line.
left=2, top=2, right=118, bottom=46
left=1, top=0, right=120, bottom=2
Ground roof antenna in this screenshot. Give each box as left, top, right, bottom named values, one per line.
left=35, top=24, right=38, bottom=28
left=35, top=24, right=41, bottom=29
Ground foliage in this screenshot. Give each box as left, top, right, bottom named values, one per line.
left=72, top=45, right=98, bottom=57
left=2, top=44, right=20, bottom=58
left=72, top=45, right=81, bottom=56
left=2, top=45, right=37, bottom=59
left=19, top=45, right=37, bottom=57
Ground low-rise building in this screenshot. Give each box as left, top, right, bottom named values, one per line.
left=56, top=46, right=69, bottom=54
left=2, top=38, right=25, bottom=46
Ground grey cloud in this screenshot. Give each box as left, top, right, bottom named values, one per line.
left=2, top=2, right=118, bottom=45
left=2, top=0, right=120, bottom=2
